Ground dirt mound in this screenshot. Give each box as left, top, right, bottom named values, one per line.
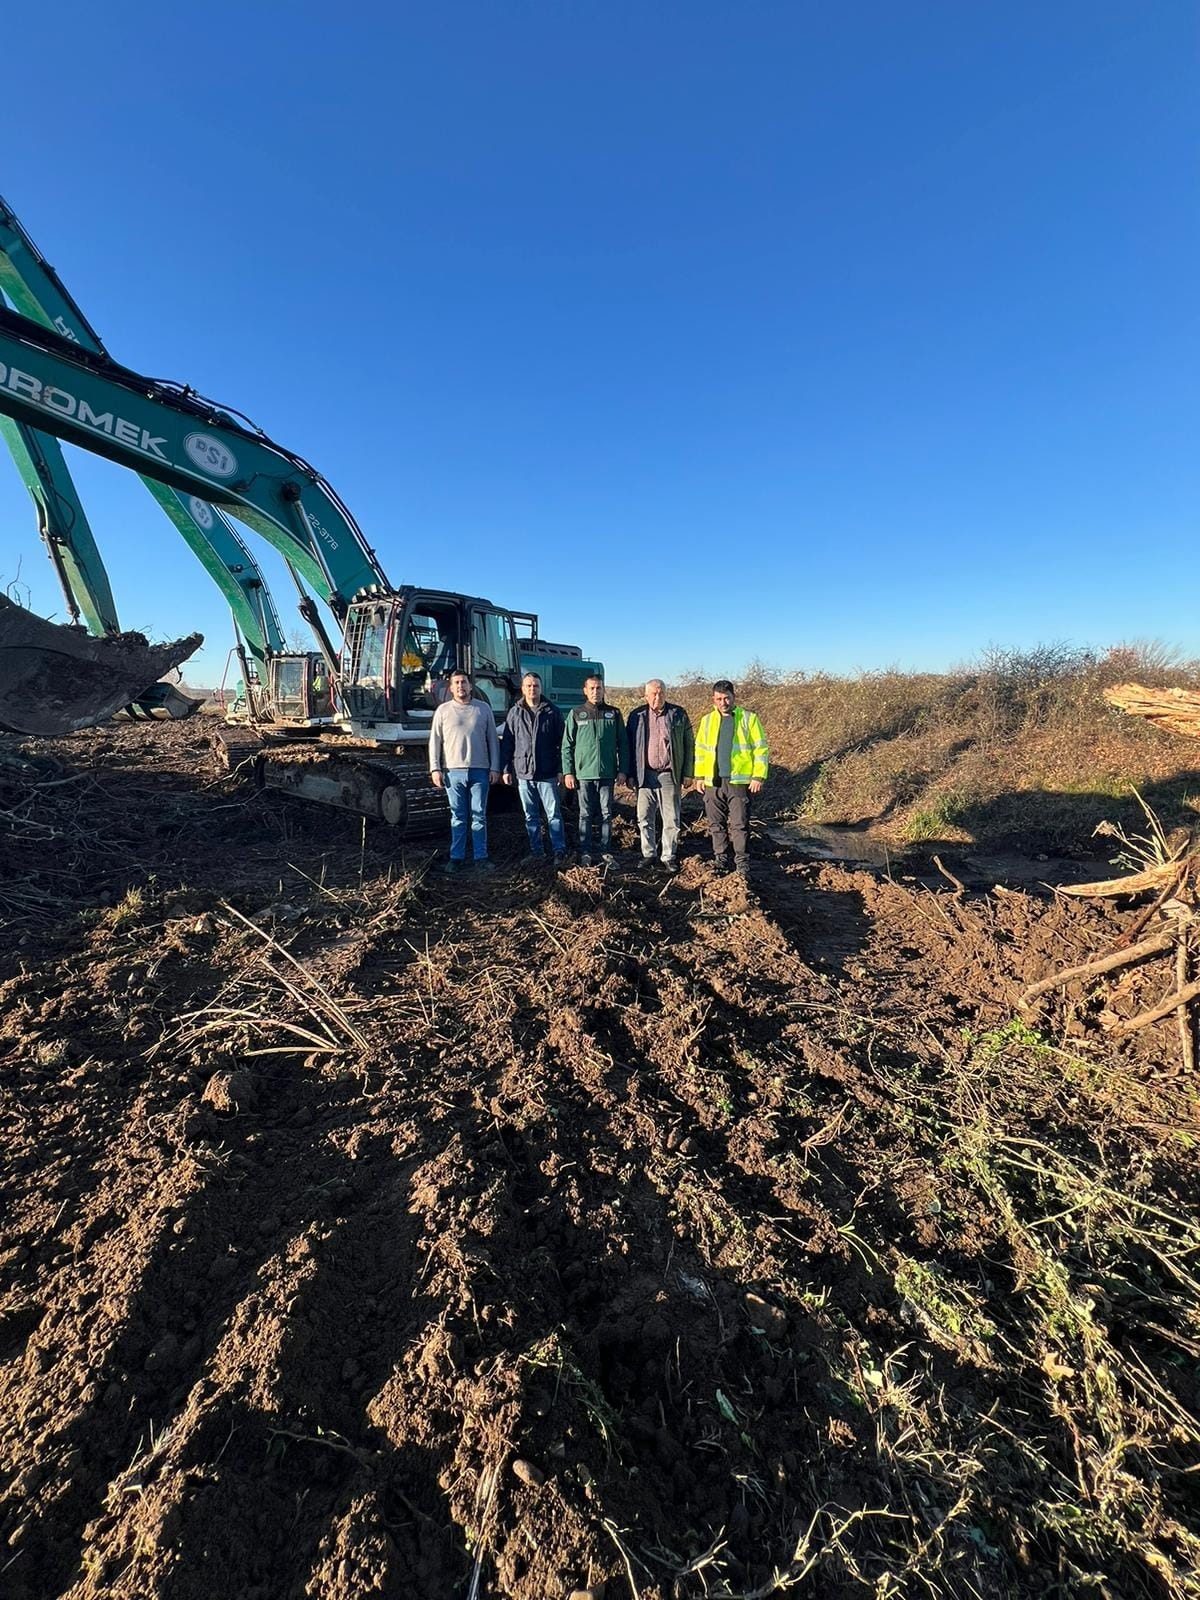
left=1, top=723, right=1197, bottom=1598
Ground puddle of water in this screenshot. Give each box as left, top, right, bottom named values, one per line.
left=767, top=820, right=1112, bottom=890
left=766, top=821, right=897, bottom=868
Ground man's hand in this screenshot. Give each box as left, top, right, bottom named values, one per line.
left=695, top=779, right=706, bottom=794
left=616, top=773, right=628, bottom=788
left=502, top=772, right=514, bottom=786
left=431, top=771, right=444, bottom=790
left=749, top=779, right=763, bottom=795
left=488, top=771, right=500, bottom=786
left=564, top=775, right=577, bottom=791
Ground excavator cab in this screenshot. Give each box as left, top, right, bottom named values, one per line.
left=266, top=652, right=336, bottom=726
left=340, top=591, right=520, bottom=732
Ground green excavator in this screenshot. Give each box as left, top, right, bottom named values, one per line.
left=0, top=205, right=601, bottom=830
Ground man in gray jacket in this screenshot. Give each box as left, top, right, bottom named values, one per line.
left=429, top=671, right=501, bottom=874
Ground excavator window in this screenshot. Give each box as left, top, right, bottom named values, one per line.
left=469, top=609, right=519, bottom=715
left=400, top=603, right=461, bottom=713
left=271, top=656, right=307, bottom=723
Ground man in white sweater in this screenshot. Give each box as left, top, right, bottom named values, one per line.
left=429, top=672, right=502, bottom=873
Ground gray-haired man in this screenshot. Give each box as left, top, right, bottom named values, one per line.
left=625, top=679, right=695, bottom=874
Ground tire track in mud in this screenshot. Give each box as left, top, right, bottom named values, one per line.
left=4, top=726, right=1198, bottom=1598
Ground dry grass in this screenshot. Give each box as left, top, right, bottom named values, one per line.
left=616, top=643, right=1200, bottom=852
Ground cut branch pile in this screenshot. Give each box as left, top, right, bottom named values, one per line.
left=1104, top=681, right=1200, bottom=739
left=1020, top=839, right=1200, bottom=1070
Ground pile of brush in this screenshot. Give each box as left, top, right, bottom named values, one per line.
left=1021, top=796, right=1200, bottom=1070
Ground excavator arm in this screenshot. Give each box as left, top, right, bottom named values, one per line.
left=0, top=197, right=288, bottom=672
left=0, top=415, right=121, bottom=634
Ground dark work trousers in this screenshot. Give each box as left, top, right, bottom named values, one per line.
left=704, top=781, right=751, bottom=869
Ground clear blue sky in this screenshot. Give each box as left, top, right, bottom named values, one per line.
left=2, top=1, right=1196, bottom=687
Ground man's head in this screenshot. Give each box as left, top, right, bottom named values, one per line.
left=522, top=671, right=543, bottom=706
left=583, top=674, right=604, bottom=706
left=449, top=670, right=473, bottom=703
left=645, top=678, right=666, bottom=712
left=712, top=679, right=735, bottom=715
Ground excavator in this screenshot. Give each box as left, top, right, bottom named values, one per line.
left=0, top=195, right=325, bottom=731
left=0, top=224, right=600, bottom=831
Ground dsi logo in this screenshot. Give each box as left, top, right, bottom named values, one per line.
left=184, top=432, right=239, bottom=479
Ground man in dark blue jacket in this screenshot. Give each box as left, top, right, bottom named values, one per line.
left=500, top=672, right=567, bottom=864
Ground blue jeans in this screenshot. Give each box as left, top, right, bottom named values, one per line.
left=577, top=779, right=613, bottom=852
left=517, top=778, right=566, bottom=856
left=445, top=767, right=490, bottom=860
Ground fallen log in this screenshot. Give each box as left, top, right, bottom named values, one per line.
left=1178, top=934, right=1196, bottom=1073
left=1111, top=976, right=1200, bottom=1039
left=1020, top=928, right=1179, bottom=1005
left=1059, top=859, right=1191, bottom=899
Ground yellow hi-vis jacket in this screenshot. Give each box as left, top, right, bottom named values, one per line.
left=694, top=707, right=769, bottom=784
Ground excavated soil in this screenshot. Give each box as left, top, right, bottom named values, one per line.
left=1, top=722, right=1198, bottom=1599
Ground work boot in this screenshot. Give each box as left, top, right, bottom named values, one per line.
left=662, top=857, right=680, bottom=876
left=442, top=859, right=464, bottom=876
left=474, top=859, right=497, bottom=874
left=637, top=855, right=657, bottom=873
left=712, top=855, right=731, bottom=876
left=579, top=852, right=593, bottom=868
left=553, top=853, right=568, bottom=870
left=734, top=859, right=750, bottom=880
left=601, top=852, right=617, bottom=870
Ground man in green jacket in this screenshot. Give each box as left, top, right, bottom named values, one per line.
left=562, top=674, right=627, bottom=867
left=693, top=679, right=769, bottom=878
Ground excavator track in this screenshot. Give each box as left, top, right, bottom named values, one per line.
left=212, top=726, right=446, bottom=836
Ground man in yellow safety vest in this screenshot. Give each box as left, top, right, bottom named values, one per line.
left=693, top=680, right=769, bottom=877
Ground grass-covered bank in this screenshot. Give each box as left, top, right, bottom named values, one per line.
left=617, top=645, right=1200, bottom=854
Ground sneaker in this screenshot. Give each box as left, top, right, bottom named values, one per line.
left=442, top=859, right=464, bottom=875
left=474, top=859, right=497, bottom=874
left=712, top=856, right=731, bottom=876
left=662, top=858, right=680, bottom=876
left=553, top=853, right=568, bottom=869
left=579, top=852, right=593, bottom=868
left=637, top=855, right=657, bottom=873
left=734, top=861, right=750, bottom=879
left=601, top=853, right=617, bottom=870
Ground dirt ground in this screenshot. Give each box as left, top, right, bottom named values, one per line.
left=1, top=722, right=1198, bottom=1599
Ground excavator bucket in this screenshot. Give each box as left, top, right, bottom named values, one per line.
left=119, top=681, right=205, bottom=721
left=0, top=593, right=202, bottom=737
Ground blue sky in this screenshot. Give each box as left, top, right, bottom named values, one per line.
left=1, top=1, right=1196, bottom=687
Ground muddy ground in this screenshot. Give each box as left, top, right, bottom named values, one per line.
left=1, top=722, right=1198, bottom=1599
